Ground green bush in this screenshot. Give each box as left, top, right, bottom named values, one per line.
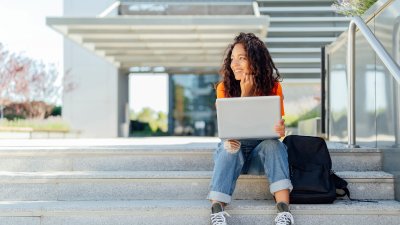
left=3, top=101, right=54, bottom=119
left=4, top=114, right=25, bottom=120
left=332, top=0, right=377, bottom=16
left=129, top=107, right=168, bottom=135
left=51, top=106, right=62, bottom=116
left=285, top=106, right=320, bottom=127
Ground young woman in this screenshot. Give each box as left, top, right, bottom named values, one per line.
left=207, top=32, right=294, bottom=225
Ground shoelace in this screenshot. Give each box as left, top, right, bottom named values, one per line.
left=210, top=211, right=231, bottom=225
left=275, top=212, right=294, bottom=225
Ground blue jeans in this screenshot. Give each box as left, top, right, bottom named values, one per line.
left=207, top=139, right=293, bottom=204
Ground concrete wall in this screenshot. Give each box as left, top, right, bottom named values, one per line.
left=63, top=0, right=129, bottom=137
left=64, top=0, right=118, bottom=17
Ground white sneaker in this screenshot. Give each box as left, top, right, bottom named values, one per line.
left=275, top=211, right=294, bottom=225
left=210, top=211, right=230, bottom=225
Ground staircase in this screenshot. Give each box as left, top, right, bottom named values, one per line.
left=0, top=137, right=398, bottom=224
left=257, top=0, right=350, bottom=79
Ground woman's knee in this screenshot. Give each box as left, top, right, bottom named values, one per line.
left=215, top=143, right=242, bottom=162
left=213, top=144, right=245, bottom=177
left=259, top=139, right=281, bottom=150
left=257, top=139, right=286, bottom=157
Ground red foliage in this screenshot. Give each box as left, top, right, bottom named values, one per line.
left=3, top=101, right=54, bottom=119
left=0, top=43, right=76, bottom=119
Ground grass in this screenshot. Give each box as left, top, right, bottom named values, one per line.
left=0, top=117, right=70, bottom=132
left=332, top=0, right=377, bottom=16
left=284, top=106, right=320, bottom=127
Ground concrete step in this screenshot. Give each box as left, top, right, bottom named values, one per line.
left=269, top=27, right=347, bottom=32
left=270, top=51, right=321, bottom=59
left=0, top=199, right=399, bottom=225
left=265, top=37, right=337, bottom=43
left=277, top=65, right=322, bottom=70
left=0, top=142, right=382, bottom=172
left=274, top=58, right=321, bottom=63
left=260, top=10, right=337, bottom=18
left=269, top=19, right=349, bottom=29
left=277, top=68, right=321, bottom=79
left=270, top=48, right=321, bottom=58
left=0, top=141, right=382, bottom=172
left=270, top=17, right=351, bottom=22
left=269, top=47, right=321, bottom=53
left=258, top=0, right=334, bottom=2
left=267, top=26, right=346, bottom=37
left=265, top=37, right=337, bottom=48
left=258, top=0, right=334, bottom=6
left=0, top=171, right=393, bottom=201
left=259, top=6, right=335, bottom=13
left=274, top=67, right=320, bottom=73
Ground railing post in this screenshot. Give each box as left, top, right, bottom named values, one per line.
left=347, top=19, right=359, bottom=148
left=393, top=16, right=400, bottom=147
left=321, top=46, right=326, bottom=136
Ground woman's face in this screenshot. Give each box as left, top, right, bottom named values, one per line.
left=230, top=43, right=251, bottom=81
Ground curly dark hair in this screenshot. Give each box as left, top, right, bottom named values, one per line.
left=218, top=32, right=282, bottom=97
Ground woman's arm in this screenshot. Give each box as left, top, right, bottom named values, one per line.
left=275, top=119, right=286, bottom=137
left=240, top=74, right=255, bottom=97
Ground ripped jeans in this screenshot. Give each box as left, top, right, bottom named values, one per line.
left=207, top=139, right=293, bottom=204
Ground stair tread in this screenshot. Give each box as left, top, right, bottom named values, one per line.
left=0, top=138, right=382, bottom=154
left=0, top=200, right=399, bottom=215
left=258, top=0, right=334, bottom=2
left=0, top=170, right=393, bottom=180
left=259, top=0, right=333, bottom=1
left=259, top=6, right=334, bottom=12
left=274, top=58, right=321, bottom=63
left=269, top=27, right=347, bottom=32
left=270, top=17, right=351, bottom=22
left=269, top=48, right=321, bottom=52
left=265, top=37, right=337, bottom=42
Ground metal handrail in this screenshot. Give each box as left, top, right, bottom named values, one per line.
left=347, top=16, right=400, bottom=147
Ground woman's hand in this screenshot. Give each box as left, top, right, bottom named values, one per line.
left=240, top=74, right=254, bottom=97
left=223, top=139, right=241, bottom=153
left=274, top=119, right=286, bottom=137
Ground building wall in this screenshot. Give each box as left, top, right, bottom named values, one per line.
left=63, top=0, right=129, bottom=137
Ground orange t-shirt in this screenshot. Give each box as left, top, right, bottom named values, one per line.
left=216, top=82, right=285, bottom=116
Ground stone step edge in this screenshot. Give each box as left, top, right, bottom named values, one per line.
left=0, top=200, right=399, bottom=217
left=0, top=146, right=382, bottom=155
left=0, top=171, right=393, bottom=183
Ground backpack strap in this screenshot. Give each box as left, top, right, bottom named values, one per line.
left=331, top=171, right=378, bottom=203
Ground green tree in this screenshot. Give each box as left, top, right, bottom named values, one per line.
left=156, top=111, right=168, bottom=132
left=137, top=107, right=155, bottom=123
left=132, top=107, right=168, bottom=133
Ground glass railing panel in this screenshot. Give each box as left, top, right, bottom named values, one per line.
left=328, top=28, right=377, bottom=147
left=327, top=0, right=400, bottom=201
left=374, top=0, right=400, bottom=147
left=328, top=42, right=348, bottom=143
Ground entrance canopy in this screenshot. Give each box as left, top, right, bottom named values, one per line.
left=46, top=15, right=270, bottom=74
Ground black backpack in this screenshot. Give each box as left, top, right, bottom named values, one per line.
left=282, top=135, right=350, bottom=204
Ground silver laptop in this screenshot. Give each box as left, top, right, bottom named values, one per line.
left=216, top=96, right=281, bottom=140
